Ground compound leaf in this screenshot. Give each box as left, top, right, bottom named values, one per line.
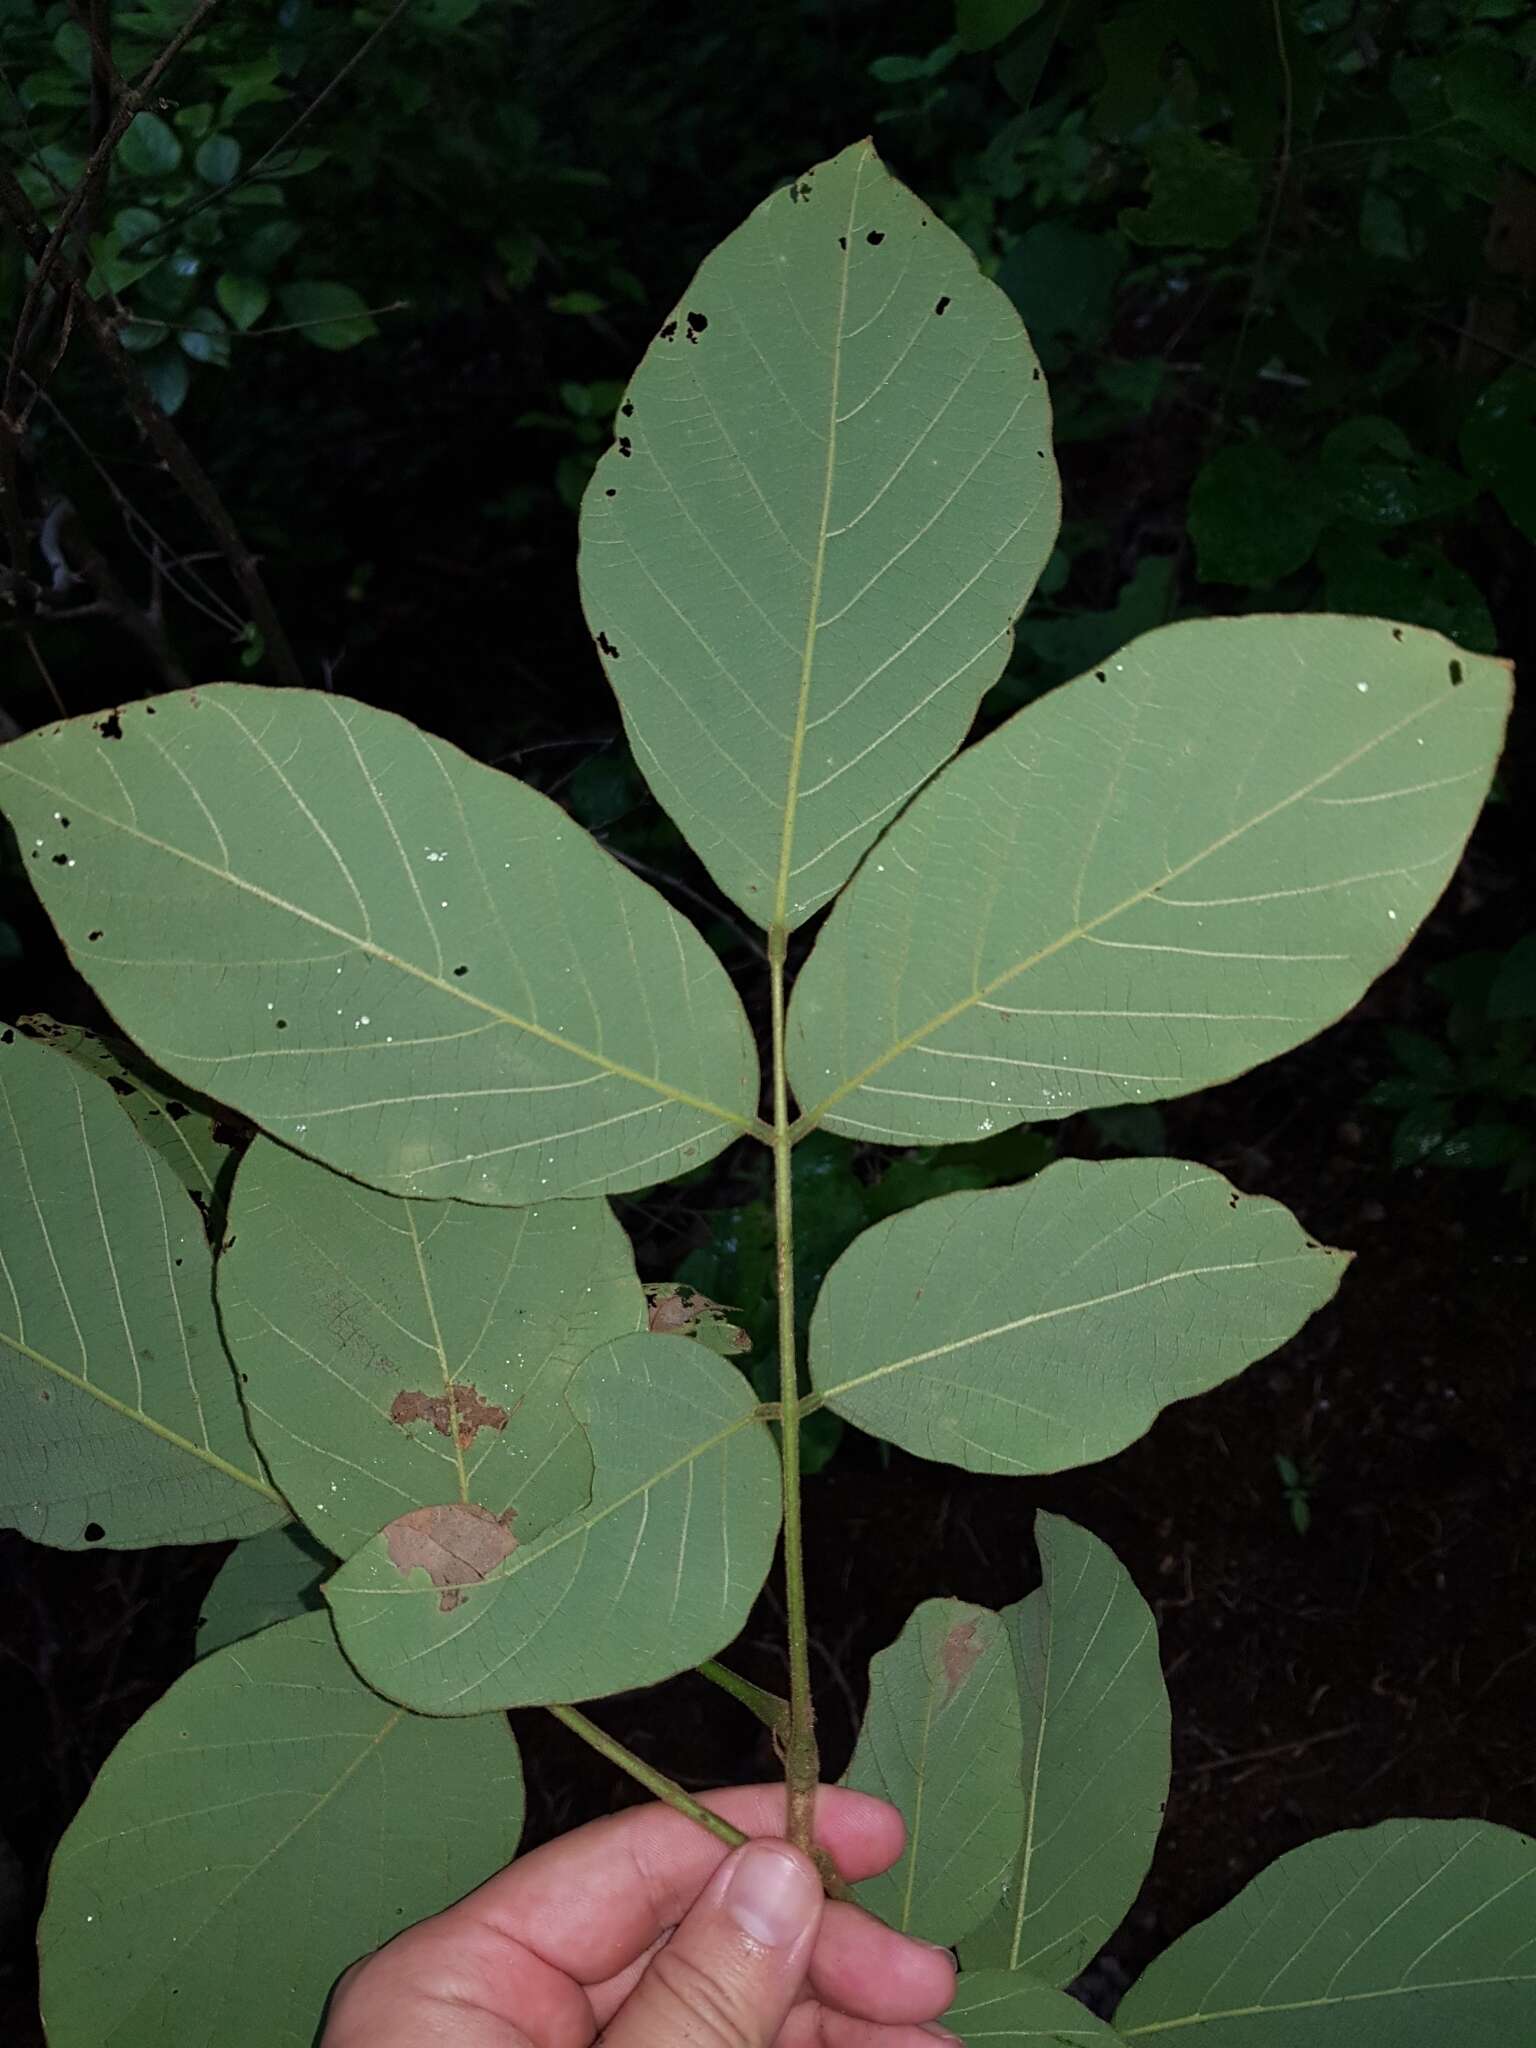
left=842, top=1598, right=1025, bottom=1946
left=219, top=1137, right=642, bottom=1555
left=0, top=688, right=758, bottom=1204
left=788, top=616, right=1509, bottom=1144
left=577, top=139, right=1057, bottom=930
left=1116, top=1818, right=1536, bottom=2044
left=0, top=1025, right=284, bottom=1549
left=810, top=1157, right=1347, bottom=1475
left=39, top=1612, right=522, bottom=2048
left=326, top=1332, right=781, bottom=1714
left=964, top=1513, right=1170, bottom=1984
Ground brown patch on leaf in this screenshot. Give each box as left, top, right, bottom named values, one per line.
left=941, top=1617, right=985, bottom=1702
left=390, top=1381, right=510, bottom=1450
left=645, top=1284, right=751, bottom=1356
left=383, top=1502, right=517, bottom=1612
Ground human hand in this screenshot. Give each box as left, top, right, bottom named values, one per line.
left=322, top=1783, right=960, bottom=2047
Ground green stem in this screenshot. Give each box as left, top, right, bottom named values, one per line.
left=547, top=1704, right=747, bottom=1853
left=768, top=922, right=820, bottom=1855
left=698, top=1660, right=791, bottom=1743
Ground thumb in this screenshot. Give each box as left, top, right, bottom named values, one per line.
left=602, top=1836, right=824, bottom=2048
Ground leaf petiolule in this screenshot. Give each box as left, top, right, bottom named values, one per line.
left=0, top=687, right=759, bottom=1205
left=1114, top=1818, right=1536, bottom=2042
left=964, top=1513, right=1171, bottom=1985
left=218, top=1137, right=642, bottom=1554
left=325, top=1331, right=782, bottom=1715
left=38, top=1613, right=523, bottom=2048
left=842, top=1598, right=1026, bottom=1947
left=789, top=614, right=1510, bottom=1144
left=577, top=139, right=1059, bottom=930
left=0, top=1025, right=284, bottom=1550
left=809, top=1157, right=1349, bottom=1475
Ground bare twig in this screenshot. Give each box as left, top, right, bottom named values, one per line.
left=0, top=169, right=304, bottom=689
left=5, top=0, right=225, bottom=414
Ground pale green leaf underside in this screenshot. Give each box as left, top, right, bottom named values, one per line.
left=0, top=1027, right=283, bottom=1549
left=22, top=1014, right=232, bottom=1205
left=39, top=1612, right=523, bottom=2048
left=220, top=1137, right=643, bottom=1555
left=809, top=1157, right=1347, bottom=1475
left=789, top=615, right=1509, bottom=1141
left=843, top=1598, right=1025, bottom=1947
left=1116, top=1818, right=1536, bottom=2043
left=196, top=1523, right=332, bottom=1659
left=944, top=1967, right=1121, bottom=2041
left=326, top=1332, right=781, bottom=1714
left=964, top=1512, right=1170, bottom=1985
left=0, top=687, right=758, bottom=1204
left=577, top=138, right=1058, bottom=929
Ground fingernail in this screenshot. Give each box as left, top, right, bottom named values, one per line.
left=920, top=2026, right=962, bottom=2042
left=724, top=1842, right=820, bottom=1948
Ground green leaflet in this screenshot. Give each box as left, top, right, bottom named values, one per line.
left=964, top=1514, right=1170, bottom=1984
left=842, top=1598, right=1025, bottom=1946
left=196, top=1523, right=332, bottom=1658
left=219, top=1137, right=643, bottom=1554
left=0, top=1026, right=284, bottom=1549
left=944, top=1967, right=1121, bottom=2041
left=808, top=1158, right=1347, bottom=1475
left=788, top=616, right=1509, bottom=1144
left=0, top=687, right=758, bottom=1204
left=1115, top=1818, right=1536, bottom=2043
left=39, top=1612, right=522, bottom=2048
left=326, top=1331, right=781, bottom=1714
left=20, top=1014, right=237, bottom=1215
left=577, top=139, right=1058, bottom=930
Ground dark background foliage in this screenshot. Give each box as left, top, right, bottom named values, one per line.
left=2, top=0, right=1532, bottom=2036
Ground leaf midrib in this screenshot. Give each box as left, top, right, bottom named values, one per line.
left=0, top=759, right=754, bottom=1135
left=797, top=688, right=1454, bottom=1130
left=816, top=1252, right=1329, bottom=1406
left=769, top=147, right=865, bottom=931
left=1, top=1328, right=282, bottom=1503
left=1119, top=1968, right=1536, bottom=2035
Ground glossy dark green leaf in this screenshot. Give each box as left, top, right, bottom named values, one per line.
left=1189, top=444, right=1329, bottom=587
left=1460, top=367, right=1536, bottom=545
left=278, top=280, right=379, bottom=349
left=117, top=111, right=182, bottom=178
left=1121, top=132, right=1260, bottom=249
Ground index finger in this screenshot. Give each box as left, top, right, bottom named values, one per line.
left=436, top=1783, right=906, bottom=1985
